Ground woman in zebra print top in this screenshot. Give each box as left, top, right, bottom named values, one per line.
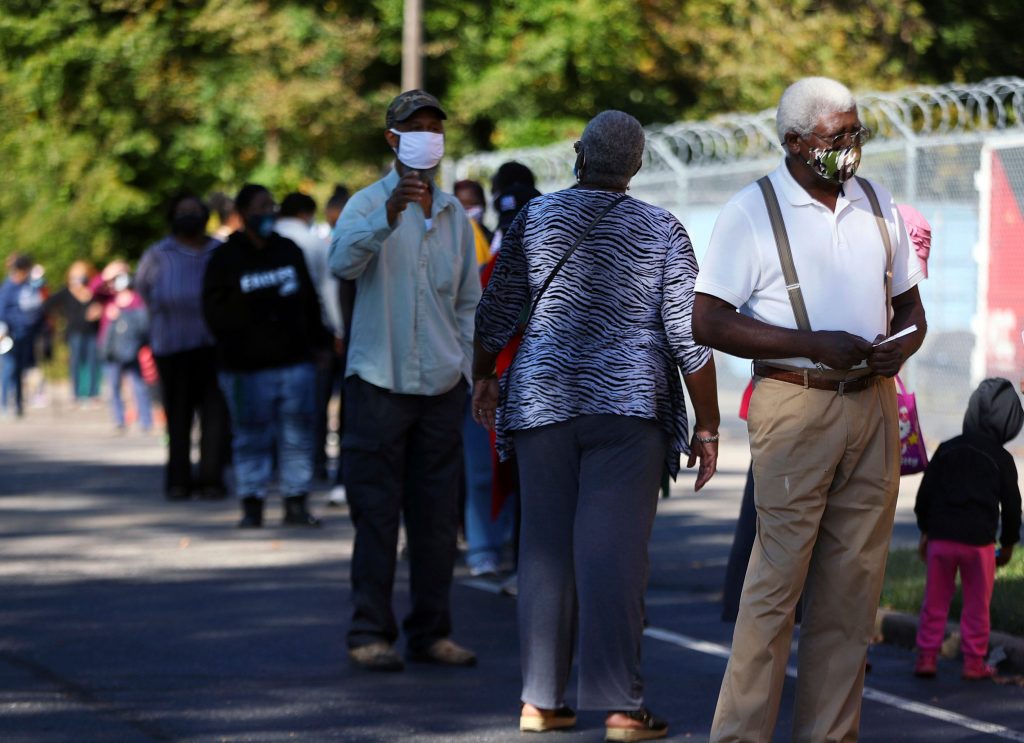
left=473, top=111, right=720, bottom=741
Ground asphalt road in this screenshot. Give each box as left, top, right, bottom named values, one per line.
left=1, top=404, right=1022, bottom=742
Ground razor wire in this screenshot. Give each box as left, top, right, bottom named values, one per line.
left=451, top=77, right=1024, bottom=191
left=451, top=77, right=1024, bottom=445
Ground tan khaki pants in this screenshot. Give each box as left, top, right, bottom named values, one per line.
left=710, top=376, right=900, bottom=743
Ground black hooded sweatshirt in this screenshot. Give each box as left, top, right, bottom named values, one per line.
left=914, top=378, right=1023, bottom=548
left=202, top=230, right=330, bottom=372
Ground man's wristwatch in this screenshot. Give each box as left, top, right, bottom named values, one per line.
left=693, top=432, right=720, bottom=444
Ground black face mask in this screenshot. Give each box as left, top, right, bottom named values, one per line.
left=172, top=213, right=207, bottom=237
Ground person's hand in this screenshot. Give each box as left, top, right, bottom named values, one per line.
left=918, top=533, right=928, bottom=561
left=472, top=377, right=499, bottom=431
left=386, top=172, right=430, bottom=226
left=687, top=430, right=719, bottom=492
left=867, top=334, right=905, bottom=378
left=996, top=544, right=1013, bottom=568
left=809, top=331, right=872, bottom=370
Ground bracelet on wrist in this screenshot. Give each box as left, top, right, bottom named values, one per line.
left=472, top=370, right=497, bottom=381
left=693, top=432, right=719, bottom=444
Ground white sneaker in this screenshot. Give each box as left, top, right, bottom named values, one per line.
left=469, top=555, right=500, bottom=578
left=500, top=573, right=518, bottom=597
left=327, top=485, right=347, bottom=507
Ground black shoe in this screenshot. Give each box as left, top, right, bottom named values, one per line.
left=238, top=496, right=264, bottom=528
left=199, top=485, right=228, bottom=500
left=165, top=487, right=191, bottom=501
left=283, top=494, right=321, bottom=527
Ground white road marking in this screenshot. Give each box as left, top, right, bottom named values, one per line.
left=460, top=581, right=1024, bottom=739
left=644, top=626, right=1024, bottom=741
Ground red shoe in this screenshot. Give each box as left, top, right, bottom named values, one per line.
left=962, top=655, right=996, bottom=680
left=913, top=651, right=938, bottom=678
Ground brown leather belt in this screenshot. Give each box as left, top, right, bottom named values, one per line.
left=753, top=363, right=878, bottom=394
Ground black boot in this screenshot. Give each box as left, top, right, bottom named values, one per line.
left=283, top=494, right=321, bottom=527
left=238, top=496, right=264, bottom=528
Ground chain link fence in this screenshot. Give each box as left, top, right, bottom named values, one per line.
left=451, top=79, right=1024, bottom=446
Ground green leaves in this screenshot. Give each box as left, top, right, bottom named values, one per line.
left=0, top=1, right=384, bottom=272
left=0, top=0, right=1014, bottom=277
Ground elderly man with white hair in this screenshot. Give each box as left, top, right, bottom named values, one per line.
left=693, top=77, right=927, bottom=742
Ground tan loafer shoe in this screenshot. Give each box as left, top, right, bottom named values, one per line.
left=407, top=638, right=477, bottom=667
left=348, top=642, right=404, bottom=672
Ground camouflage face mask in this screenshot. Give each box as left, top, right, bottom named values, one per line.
left=807, top=144, right=861, bottom=184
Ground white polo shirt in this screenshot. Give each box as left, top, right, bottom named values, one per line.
left=694, top=158, right=924, bottom=369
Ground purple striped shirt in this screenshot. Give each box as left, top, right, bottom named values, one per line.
left=136, top=236, right=220, bottom=356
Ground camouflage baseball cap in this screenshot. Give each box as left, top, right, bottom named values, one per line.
left=386, top=90, right=447, bottom=128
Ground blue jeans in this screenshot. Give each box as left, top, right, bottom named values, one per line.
left=1, top=336, right=35, bottom=415
left=219, top=362, right=316, bottom=499
left=462, top=393, right=513, bottom=569
left=67, top=332, right=101, bottom=400
left=106, top=362, right=153, bottom=430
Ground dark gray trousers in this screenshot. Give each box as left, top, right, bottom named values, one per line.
left=513, top=414, right=668, bottom=710
left=343, top=376, right=465, bottom=652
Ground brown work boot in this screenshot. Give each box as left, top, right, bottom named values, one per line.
left=406, top=638, right=477, bottom=667
left=347, top=642, right=404, bottom=672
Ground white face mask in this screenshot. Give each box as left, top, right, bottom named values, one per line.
left=465, top=205, right=484, bottom=222
left=390, top=129, right=445, bottom=170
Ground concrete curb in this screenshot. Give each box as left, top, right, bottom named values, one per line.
left=875, top=608, right=1024, bottom=674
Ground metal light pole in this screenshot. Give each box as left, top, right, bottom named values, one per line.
left=402, top=0, right=423, bottom=91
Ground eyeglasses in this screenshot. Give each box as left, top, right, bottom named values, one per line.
left=806, top=126, right=872, bottom=149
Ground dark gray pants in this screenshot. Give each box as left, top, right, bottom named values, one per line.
left=343, top=376, right=465, bottom=652
left=514, top=415, right=668, bottom=710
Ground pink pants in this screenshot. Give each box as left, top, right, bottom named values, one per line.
left=916, top=539, right=996, bottom=658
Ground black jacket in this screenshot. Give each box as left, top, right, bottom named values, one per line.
left=914, top=433, right=1021, bottom=548
left=202, top=230, right=330, bottom=372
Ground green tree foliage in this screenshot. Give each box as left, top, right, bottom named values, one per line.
left=0, top=0, right=387, bottom=270
left=0, top=0, right=1018, bottom=275
left=432, top=0, right=934, bottom=149
left=916, top=0, right=1024, bottom=82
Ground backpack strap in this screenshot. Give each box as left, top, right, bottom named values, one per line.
left=856, top=176, right=895, bottom=336
left=756, top=176, right=812, bottom=332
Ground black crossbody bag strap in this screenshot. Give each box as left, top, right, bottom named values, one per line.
left=756, top=176, right=812, bottom=332
left=856, top=176, right=895, bottom=336
left=518, top=194, right=628, bottom=331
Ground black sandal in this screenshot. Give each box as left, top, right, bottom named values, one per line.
left=605, top=708, right=668, bottom=742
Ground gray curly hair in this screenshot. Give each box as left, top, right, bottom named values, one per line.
left=578, top=110, right=645, bottom=190
left=776, top=77, right=857, bottom=143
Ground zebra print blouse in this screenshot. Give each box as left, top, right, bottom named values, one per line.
left=475, top=187, right=712, bottom=477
